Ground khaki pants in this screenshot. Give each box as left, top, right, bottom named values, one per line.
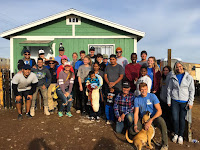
left=48, top=83, right=58, bottom=110
left=32, top=86, right=48, bottom=107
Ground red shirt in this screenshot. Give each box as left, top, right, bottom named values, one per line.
left=125, top=63, right=141, bottom=91
left=57, top=65, right=74, bottom=79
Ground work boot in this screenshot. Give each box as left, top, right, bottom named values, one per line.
left=30, top=107, right=35, bottom=117
left=44, top=106, right=50, bottom=116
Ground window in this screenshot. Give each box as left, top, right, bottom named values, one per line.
left=88, top=45, right=115, bottom=57
left=69, top=17, right=78, bottom=23
left=66, top=16, right=81, bottom=25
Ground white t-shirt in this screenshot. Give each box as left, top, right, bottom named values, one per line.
left=134, top=75, right=152, bottom=97
left=12, top=72, right=38, bottom=92
left=117, top=57, right=128, bottom=69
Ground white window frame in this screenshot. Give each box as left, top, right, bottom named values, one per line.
left=66, top=15, right=81, bottom=25
left=88, top=44, right=115, bottom=56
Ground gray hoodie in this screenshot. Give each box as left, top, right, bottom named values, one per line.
left=167, top=72, right=195, bottom=105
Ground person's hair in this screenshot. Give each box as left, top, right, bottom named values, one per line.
left=84, top=55, right=92, bottom=66
left=141, top=50, right=147, bottom=56
left=173, top=61, right=186, bottom=75
left=131, top=53, right=137, bottom=58
left=96, top=53, right=103, bottom=58
left=148, top=56, right=160, bottom=72
left=89, top=47, right=95, bottom=51
left=110, top=54, right=117, bottom=59
left=89, top=71, right=95, bottom=77
left=61, top=58, right=67, bottom=64
left=162, top=66, right=172, bottom=80
left=80, top=50, right=85, bottom=55
left=37, top=58, right=43, bottom=62
left=140, top=66, right=147, bottom=71
left=139, top=82, right=148, bottom=89
left=72, top=52, right=78, bottom=56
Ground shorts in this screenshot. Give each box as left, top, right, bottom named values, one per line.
left=15, top=90, right=31, bottom=103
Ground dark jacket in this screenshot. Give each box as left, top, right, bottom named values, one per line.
left=18, top=58, right=36, bottom=70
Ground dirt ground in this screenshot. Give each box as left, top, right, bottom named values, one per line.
left=0, top=97, right=200, bottom=150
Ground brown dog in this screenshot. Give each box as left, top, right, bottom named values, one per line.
left=125, top=111, right=155, bottom=150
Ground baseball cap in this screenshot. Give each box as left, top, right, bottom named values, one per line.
left=24, top=50, right=30, bottom=54
left=61, top=55, right=68, bottom=60
left=23, top=64, right=31, bottom=70
left=89, top=47, right=95, bottom=51
left=39, top=49, right=45, bottom=54
left=122, top=81, right=130, bottom=88
left=64, top=62, right=71, bottom=67
left=103, top=54, right=108, bottom=59
left=59, top=47, right=65, bottom=51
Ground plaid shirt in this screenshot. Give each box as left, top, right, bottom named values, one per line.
left=114, top=92, right=135, bottom=118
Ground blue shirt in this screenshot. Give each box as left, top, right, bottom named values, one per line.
left=55, top=56, right=70, bottom=65
left=176, top=73, right=184, bottom=85
left=134, top=93, right=160, bottom=118
left=147, top=67, right=154, bottom=89
left=75, top=60, right=84, bottom=71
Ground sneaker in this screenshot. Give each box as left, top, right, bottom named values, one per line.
left=106, top=120, right=112, bottom=125
left=30, top=107, right=35, bottom=117
left=66, top=112, right=73, bottom=117
left=81, top=111, right=86, bottom=116
left=90, top=117, right=95, bottom=121
left=49, top=110, right=54, bottom=115
left=178, top=136, right=183, bottom=145
left=26, top=113, right=32, bottom=119
left=172, top=134, right=178, bottom=143
left=160, top=145, right=168, bottom=150
left=96, top=116, right=100, bottom=122
left=58, top=112, right=63, bottom=117
left=18, top=114, right=23, bottom=121
left=76, top=110, right=81, bottom=114
left=44, top=106, right=50, bottom=116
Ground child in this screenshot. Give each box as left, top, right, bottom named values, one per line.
left=85, top=71, right=100, bottom=106
left=134, top=66, right=152, bottom=97
left=105, top=87, right=115, bottom=124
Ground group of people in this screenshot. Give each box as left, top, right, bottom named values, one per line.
left=12, top=45, right=195, bottom=150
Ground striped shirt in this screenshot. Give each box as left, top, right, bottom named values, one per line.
left=114, top=92, right=135, bottom=118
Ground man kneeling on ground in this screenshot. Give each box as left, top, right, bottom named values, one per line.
left=12, top=64, right=38, bottom=121
left=114, top=81, right=134, bottom=133
left=133, top=82, right=168, bottom=150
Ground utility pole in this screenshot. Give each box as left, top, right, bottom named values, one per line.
left=168, top=49, right=171, bottom=67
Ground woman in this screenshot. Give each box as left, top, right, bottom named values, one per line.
left=56, top=62, right=75, bottom=117
left=167, top=61, right=195, bottom=144
left=38, top=49, right=47, bottom=65
left=147, top=56, right=161, bottom=96
left=160, top=66, right=172, bottom=130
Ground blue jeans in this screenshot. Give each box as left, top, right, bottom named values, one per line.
left=116, top=112, right=134, bottom=133
left=105, top=105, right=114, bottom=121
left=171, top=100, right=187, bottom=137
left=56, top=87, right=73, bottom=112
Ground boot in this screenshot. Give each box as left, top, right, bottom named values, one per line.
left=30, top=107, right=35, bottom=117
left=44, top=106, right=50, bottom=115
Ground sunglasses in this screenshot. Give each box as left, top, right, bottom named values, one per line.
left=24, top=54, right=30, bottom=55
left=116, top=51, right=122, bottom=53
left=49, top=63, right=55, bottom=64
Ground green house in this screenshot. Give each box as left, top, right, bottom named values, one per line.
left=0, top=9, right=145, bottom=74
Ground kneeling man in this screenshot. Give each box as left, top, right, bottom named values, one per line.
left=134, top=82, right=168, bottom=150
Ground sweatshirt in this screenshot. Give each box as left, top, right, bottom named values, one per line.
left=167, top=72, right=195, bottom=106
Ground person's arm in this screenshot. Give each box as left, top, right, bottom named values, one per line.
left=104, top=74, right=110, bottom=85
left=56, top=66, right=61, bottom=79
left=12, top=84, right=20, bottom=96
left=58, top=72, right=67, bottom=94
left=44, top=69, right=51, bottom=88
left=124, top=96, right=134, bottom=115
left=134, top=107, right=140, bottom=132
left=154, top=70, right=161, bottom=92
left=29, top=83, right=38, bottom=95
left=68, top=75, right=75, bottom=94
left=114, top=95, right=120, bottom=120
left=125, top=65, right=132, bottom=82
left=77, top=67, right=83, bottom=91
left=188, top=76, right=195, bottom=108
left=113, top=74, right=124, bottom=86
left=147, top=77, right=152, bottom=93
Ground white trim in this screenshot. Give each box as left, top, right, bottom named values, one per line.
left=134, top=38, right=137, bottom=54
left=52, top=43, right=56, bottom=57
left=10, top=37, right=14, bottom=74
left=0, top=9, right=145, bottom=38
left=12, top=35, right=136, bottom=39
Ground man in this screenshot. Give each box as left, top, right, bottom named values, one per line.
left=55, top=45, right=70, bottom=65
left=74, top=50, right=86, bottom=73
left=70, top=52, right=78, bottom=69
left=96, top=53, right=106, bottom=71
left=88, top=47, right=96, bottom=63
left=104, top=54, right=124, bottom=93
left=45, top=57, right=59, bottom=113
left=114, top=81, right=134, bottom=133
left=134, top=82, right=168, bottom=150
left=138, top=50, right=148, bottom=67
left=103, top=54, right=109, bottom=66
left=18, top=49, right=36, bottom=71
left=12, top=64, right=38, bottom=121
left=116, top=47, right=128, bottom=69
left=30, top=58, right=51, bottom=116
left=125, top=53, right=141, bottom=92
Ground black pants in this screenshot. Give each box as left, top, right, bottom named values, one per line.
left=77, top=83, right=88, bottom=113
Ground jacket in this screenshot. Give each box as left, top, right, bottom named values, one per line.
left=152, top=68, right=161, bottom=93
left=167, top=72, right=195, bottom=105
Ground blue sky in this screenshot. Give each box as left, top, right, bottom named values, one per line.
left=0, top=0, right=200, bottom=63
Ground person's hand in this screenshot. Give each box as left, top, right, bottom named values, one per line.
left=152, top=90, right=156, bottom=93
left=121, top=114, right=125, bottom=121
left=32, top=65, right=37, bottom=69
left=109, top=82, right=115, bottom=88
left=42, top=85, right=46, bottom=89
left=168, top=104, right=171, bottom=107
left=16, top=95, right=22, bottom=102
left=27, top=95, right=33, bottom=101
left=145, top=119, right=153, bottom=131
left=188, top=104, right=193, bottom=109
left=18, top=70, right=22, bottom=74
left=118, top=117, right=122, bottom=122
left=135, top=78, right=138, bottom=82
left=79, top=85, right=83, bottom=91
left=65, top=92, right=69, bottom=97
left=134, top=125, right=139, bottom=133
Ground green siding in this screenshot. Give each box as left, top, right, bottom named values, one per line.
left=13, top=38, right=27, bottom=73
left=54, top=38, right=134, bottom=62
